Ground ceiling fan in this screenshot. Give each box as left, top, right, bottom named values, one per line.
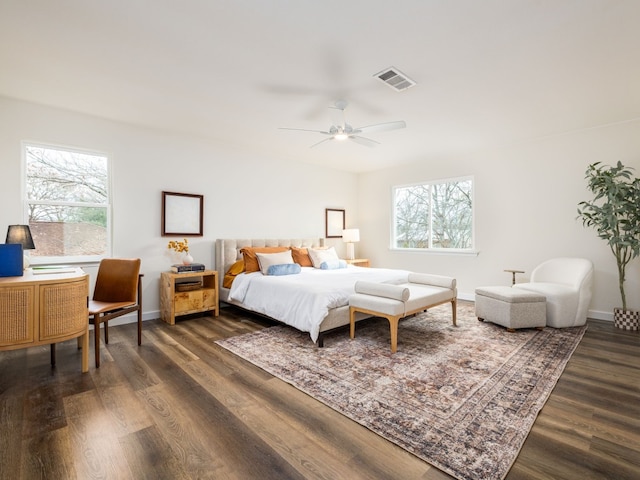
left=279, top=100, right=406, bottom=148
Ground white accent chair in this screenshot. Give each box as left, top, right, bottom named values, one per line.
left=512, top=258, right=593, bottom=328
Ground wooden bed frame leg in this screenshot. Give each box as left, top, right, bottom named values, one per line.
left=349, top=307, right=356, bottom=340
left=317, top=332, right=324, bottom=348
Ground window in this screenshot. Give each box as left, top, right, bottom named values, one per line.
left=393, top=176, right=474, bottom=251
left=24, top=143, right=110, bottom=263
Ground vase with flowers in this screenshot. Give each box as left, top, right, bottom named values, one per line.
left=167, top=238, right=193, bottom=265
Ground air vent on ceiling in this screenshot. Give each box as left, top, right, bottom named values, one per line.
left=374, top=67, right=416, bottom=92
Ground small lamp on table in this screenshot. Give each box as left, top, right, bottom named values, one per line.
left=342, top=228, right=360, bottom=261
left=5, top=225, right=36, bottom=269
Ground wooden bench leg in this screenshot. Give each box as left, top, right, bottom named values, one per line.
left=386, top=315, right=401, bottom=354
left=451, top=298, right=457, bottom=326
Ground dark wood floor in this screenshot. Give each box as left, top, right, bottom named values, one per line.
left=1, top=302, right=638, bottom=480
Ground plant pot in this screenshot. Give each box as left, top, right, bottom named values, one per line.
left=614, top=308, right=640, bottom=331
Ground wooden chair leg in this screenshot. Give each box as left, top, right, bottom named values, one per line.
left=104, top=321, right=109, bottom=344
left=94, top=318, right=101, bottom=368
left=137, top=275, right=143, bottom=346
left=50, top=343, right=56, bottom=367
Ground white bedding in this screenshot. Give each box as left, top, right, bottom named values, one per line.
left=228, top=265, right=410, bottom=342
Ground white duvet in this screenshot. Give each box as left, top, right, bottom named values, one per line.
left=228, top=266, right=410, bottom=342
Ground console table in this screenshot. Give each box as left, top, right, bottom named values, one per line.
left=0, top=268, right=90, bottom=372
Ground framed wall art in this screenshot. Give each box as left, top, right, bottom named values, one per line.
left=325, top=208, right=345, bottom=238
left=161, top=191, right=204, bottom=236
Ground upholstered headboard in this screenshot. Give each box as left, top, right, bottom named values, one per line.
left=215, top=238, right=324, bottom=278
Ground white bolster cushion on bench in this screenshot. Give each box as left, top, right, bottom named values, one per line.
left=408, top=272, right=456, bottom=290
left=354, top=281, right=410, bottom=302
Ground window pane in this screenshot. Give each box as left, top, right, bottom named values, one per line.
left=393, top=177, right=473, bottom=250
left=395, top=185, right=430, bottom=248
left=432, top=180, right=473, bottom=249
left=26, top=145, right=107, bottom=204
left=29, top=207, right=108, bottom=257
left=24, top=143, right=110, bottom=261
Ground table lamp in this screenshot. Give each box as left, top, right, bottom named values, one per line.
left=342, top=228, right=360, bottom=260
left=5, top=225, right=36, bottom=269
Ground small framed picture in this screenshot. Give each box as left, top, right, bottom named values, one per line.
left=162, top=191, right=204, bottom=236
left=325, top=208, right=345, bottom=238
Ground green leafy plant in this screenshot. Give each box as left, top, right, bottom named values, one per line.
left=577, top=161, right=640, bottom=311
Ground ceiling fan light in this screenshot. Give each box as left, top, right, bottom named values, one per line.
left=334, top=133, right=349, bottom=141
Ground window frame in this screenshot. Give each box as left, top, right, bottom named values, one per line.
left=390, top=175, right=477, bottom=255
left=22, top=141, right=112, bottom=265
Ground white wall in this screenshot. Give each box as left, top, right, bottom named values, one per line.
left=357, top=119, right=640, bottom=320
left=3, top=96, right=639, bottom=322
left=0, top=96, right=359, bottom=319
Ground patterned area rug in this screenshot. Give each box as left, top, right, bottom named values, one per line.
left=216, top=302, right=586, bottom=480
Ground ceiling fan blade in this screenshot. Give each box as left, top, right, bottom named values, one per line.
left=356, top=120, right=406, bottom=134
left=310, top=137, right=334, bottom=148
left=279, top=127, right=332, bottom=135
left=349, top=136, right=380, bottom=147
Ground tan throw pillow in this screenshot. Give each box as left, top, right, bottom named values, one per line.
left=223, top=259, right=245, bottom=289
left=291, top=247, right=313, bottom=267
left=240, top=246, right=290, bottom=273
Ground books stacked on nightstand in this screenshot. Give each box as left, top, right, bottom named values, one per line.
left=171, top=263, right=206, bottom=273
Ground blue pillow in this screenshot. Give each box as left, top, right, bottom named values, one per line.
left=267, top=263, right=302, bottom=276
left=320, top=259, right=348, bottom=270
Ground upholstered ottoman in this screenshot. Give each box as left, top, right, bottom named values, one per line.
left=475, top=286, right=546, bottom=331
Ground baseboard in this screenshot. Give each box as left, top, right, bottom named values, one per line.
left=458, top=292, right=475, bottom=302
left=586, top=309, right=614, bottom=322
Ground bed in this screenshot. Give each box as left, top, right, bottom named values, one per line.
left=215, top=238, right=411, bottom=345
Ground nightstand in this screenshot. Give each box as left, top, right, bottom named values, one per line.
left=160, top=270, right=219, bottom=325
left=345, top=258, right=370, bottom=267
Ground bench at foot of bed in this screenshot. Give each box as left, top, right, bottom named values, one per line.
left=348, top=273, right=457, bottom=353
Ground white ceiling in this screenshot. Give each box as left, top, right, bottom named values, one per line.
left=1, top=0, right=639, bottom=172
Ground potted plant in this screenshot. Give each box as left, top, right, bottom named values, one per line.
left=577, top=161, right=640, bottom=330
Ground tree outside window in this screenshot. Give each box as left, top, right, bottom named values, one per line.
left=393, top=177, right=473, bottom=250
left=24, top=144, right=110, bottom=262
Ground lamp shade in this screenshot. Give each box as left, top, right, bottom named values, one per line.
left=5, top=225, right=36, bottom=250
left=342, top=228, right=360, bottom=243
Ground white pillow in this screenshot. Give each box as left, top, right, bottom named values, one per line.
left=308, top=246, right=340, bottom=269
left=255, top=250, right=294, bottom=275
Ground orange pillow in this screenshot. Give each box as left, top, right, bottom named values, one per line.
left=223, top=259, right=245, bottom=289
left=291, top=247, right=313, bottom=267
left=240, top=246, right=290, bottom=273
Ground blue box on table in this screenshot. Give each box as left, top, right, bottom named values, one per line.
left=0, top=244, right=24, bottom=277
